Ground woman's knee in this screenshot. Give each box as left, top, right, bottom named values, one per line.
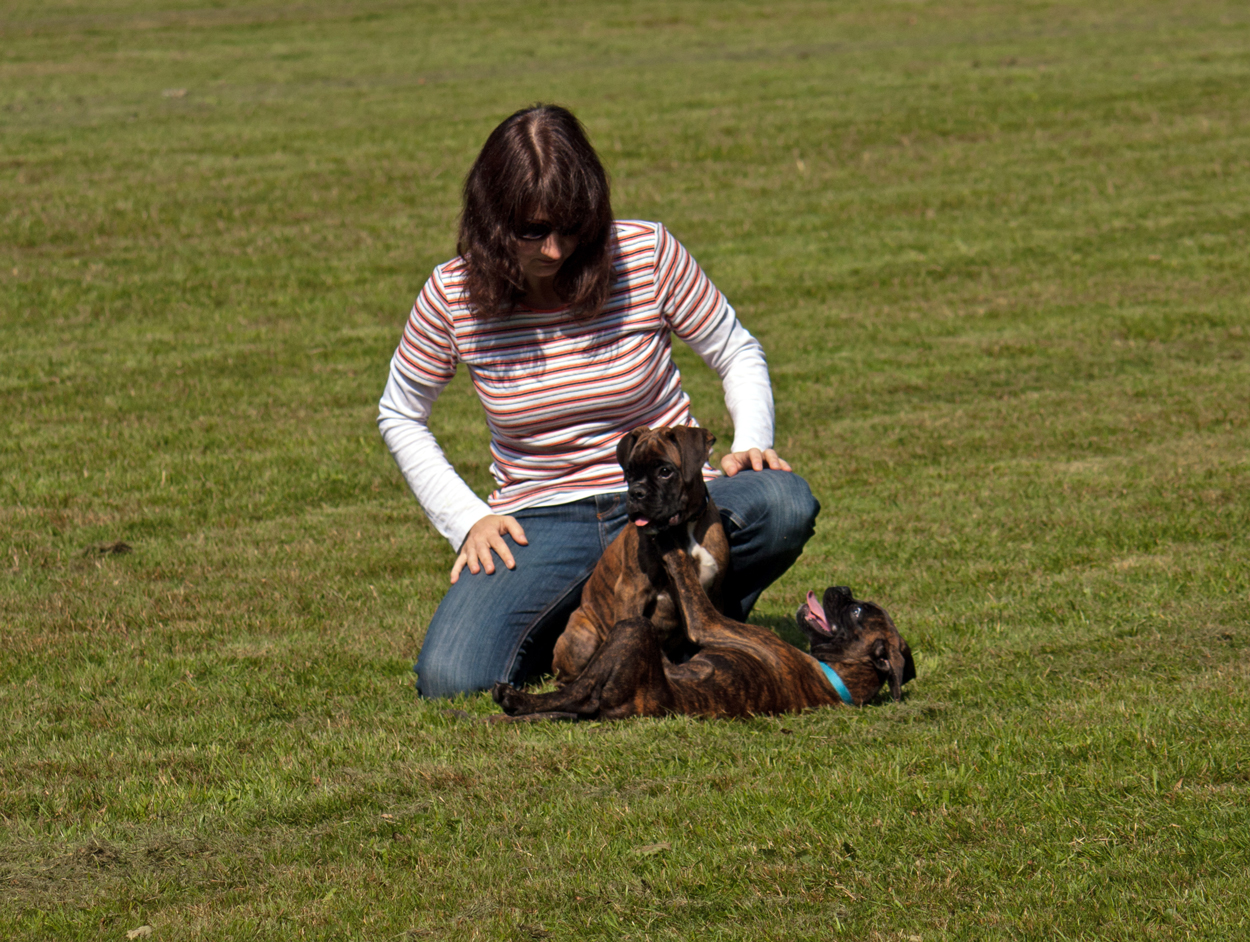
left=415, top=625, right=499, bottom=699
left=414, top=577, right=517, bottom=699
left=763, top=470, right=820, bottom=544
left=413, top=546, right=597, bottom=699
left=713, top=468, right=820, bottom=546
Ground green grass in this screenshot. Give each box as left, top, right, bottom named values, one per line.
left=2, top=0, right=1248, bottom=938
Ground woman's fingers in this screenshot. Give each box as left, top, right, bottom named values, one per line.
left=763, top=448, right=793, bottom=472
left=450, top=515, right=528, bottom=583
left=720, top=448, right=793, bottom=477
left=502, top=516, right=529, bottom=546
left=449, top=551, right=470, bottom=584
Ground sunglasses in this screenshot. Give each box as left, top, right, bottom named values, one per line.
left=515, top=222, right=580, bottom=242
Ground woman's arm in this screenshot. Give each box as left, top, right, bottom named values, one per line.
left=653, top=223, right=789, bottom=472
left=376, top=364, right=494, bottom=550
left=682, top=305, right=775, bottom=450
left=378, top=366, right=531, bottom=580
left=682, top=305, right=791, bottom=475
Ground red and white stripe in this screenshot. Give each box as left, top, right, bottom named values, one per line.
left=378, top=221, right=774, bottom=547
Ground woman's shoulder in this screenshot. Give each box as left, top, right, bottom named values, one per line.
left=610, top=220, right=676, bottom=267
left=430, top=254, right=470, bottom=286
left=404, top=257, right=473, bottom=341
left=613, top=219, right=667, bottom=244
left=418, top=256, right=471, bottom=309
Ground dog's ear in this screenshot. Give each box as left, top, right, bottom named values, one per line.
left=699, top=426, right=716, bottom=461
left=900, top=636, right=916, bottom=686
left=616, top=427, right=648, bottom=470
left=867, top=637, right=906, bottom=702
left=871, top=634, right=914, bottom=702
left=675, top=426, right=715, bottom=489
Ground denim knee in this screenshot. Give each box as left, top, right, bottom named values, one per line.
left=412, top=495, right=622, bottom=700
left=707, top=469, right=820, bottom=618
left=415, top=629, right=496, bottom=700
left=711, top=468, right=820, bottom=550
left=759, top=470, right=819, bottom=547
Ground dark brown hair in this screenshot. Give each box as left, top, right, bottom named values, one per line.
left=457, top=104, right=614, bottom=318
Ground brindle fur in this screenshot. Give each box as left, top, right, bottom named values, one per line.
left=550, top=426, right=729, bottom=683
left=493, top=535, right=916, bottom=721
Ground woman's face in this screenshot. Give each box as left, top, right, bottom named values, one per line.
left=514, top=219, right=578, bottom=285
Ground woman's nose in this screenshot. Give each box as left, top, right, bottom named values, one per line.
left=541, top=233, right=564, bottom=259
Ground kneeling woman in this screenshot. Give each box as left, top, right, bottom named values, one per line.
left=377, top=104, right=819, bottom=699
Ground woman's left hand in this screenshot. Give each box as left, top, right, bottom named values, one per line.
left=720, top=447, right=792, bottom=477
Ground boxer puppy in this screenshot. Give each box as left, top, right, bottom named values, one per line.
left=550, top=425, right=730, bottom=683
left=493, top=538, right=916, bottom=720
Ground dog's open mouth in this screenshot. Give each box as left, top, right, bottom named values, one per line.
left=801, top=590, right=833, bottom=636
left=631, top=511, right=684, bottom=529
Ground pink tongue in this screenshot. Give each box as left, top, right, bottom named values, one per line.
left=806, top=591, right=832, bottom=634
left=634, top=517, right=650, bottom=527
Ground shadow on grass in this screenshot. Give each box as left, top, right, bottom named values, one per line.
left=746, top=612, right=807, bottom=649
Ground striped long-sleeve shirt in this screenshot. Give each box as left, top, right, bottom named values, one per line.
left=377, top=220, right=775, bottom=549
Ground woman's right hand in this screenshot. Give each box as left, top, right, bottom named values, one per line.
left=450, top=514, right=529, bottom=584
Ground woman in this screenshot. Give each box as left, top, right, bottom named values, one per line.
left=378, top=104, right=818, bottom=699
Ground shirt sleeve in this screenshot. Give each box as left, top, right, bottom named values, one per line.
left=377, top=275, right=493, bottom=550
left=653, top=224, right=776, bottom=453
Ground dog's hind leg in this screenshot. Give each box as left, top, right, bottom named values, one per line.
left=486, top=710, right=582, bottom=724
left=550, top=608, right=605, bottom=685
left=492, top=617, right=675, bottom=720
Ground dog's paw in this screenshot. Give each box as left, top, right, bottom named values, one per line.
left=490, top=681, right=519, bottom=710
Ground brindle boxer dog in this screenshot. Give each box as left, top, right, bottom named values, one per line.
left=549, top=425, right=730, bottom=684
left=493, top=533, right=916, bottom=720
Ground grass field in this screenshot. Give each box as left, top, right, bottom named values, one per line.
left=2, top=0, right=1249, bottom=938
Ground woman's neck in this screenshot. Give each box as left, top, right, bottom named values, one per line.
left=523, top=275, right=564, bottom=310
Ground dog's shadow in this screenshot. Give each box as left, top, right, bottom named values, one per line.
left=746, top=613, right=807, bottom=650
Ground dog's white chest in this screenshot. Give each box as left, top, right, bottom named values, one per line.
left=685, top=522, right=720, bottom=589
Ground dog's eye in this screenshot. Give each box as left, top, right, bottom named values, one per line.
left=852, top=606, right=863, bottom=620
left=657, top=466, right=675, bottom=479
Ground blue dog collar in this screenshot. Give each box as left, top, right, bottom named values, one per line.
left=818, top=660, right=855, bottom=705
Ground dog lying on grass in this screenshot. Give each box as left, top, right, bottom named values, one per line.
left=492, top=534, right=916, bottom=720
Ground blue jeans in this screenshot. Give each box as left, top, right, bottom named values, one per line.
left=415, top=469, right=820, bottom=699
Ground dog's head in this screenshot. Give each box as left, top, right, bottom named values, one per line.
left=616, top=425, right=715, bottom=536
left=797, top=586, right=916, bottom=703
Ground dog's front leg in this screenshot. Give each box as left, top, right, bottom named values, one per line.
left=655, top=538, right=735, bottom=646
